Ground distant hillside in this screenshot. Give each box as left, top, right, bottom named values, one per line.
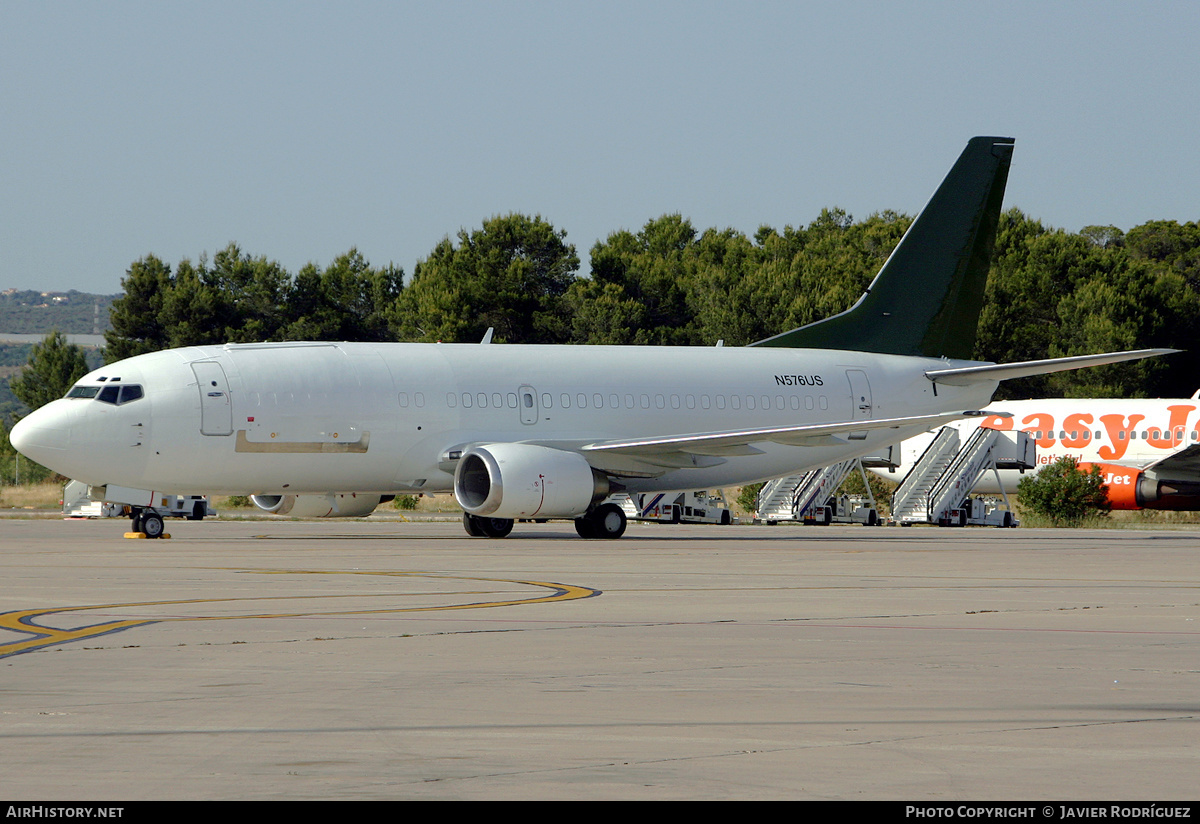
left=0, top=341, right=105, bottom=424
left=0, top=293, right=112, bottom=423
left=0, top=290, right=116, bottom=335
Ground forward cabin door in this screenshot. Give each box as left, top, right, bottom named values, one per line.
left=193, top=362, right=233, bottom=436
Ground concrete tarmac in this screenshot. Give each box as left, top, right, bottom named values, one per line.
left=0, top=518, right=1197, bottom=800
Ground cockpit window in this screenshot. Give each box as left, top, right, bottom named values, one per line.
left=67, top=384, right=145, bottom=405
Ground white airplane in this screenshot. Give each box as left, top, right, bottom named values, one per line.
left=9, top=137, right=1172, bottom=539
left=870, top=395, right=1200, bottom=510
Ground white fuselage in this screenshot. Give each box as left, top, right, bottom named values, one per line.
left=12, top=341, right=993, bottom=497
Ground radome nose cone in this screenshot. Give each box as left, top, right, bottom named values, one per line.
left=9, top=409, right=69, bottom=461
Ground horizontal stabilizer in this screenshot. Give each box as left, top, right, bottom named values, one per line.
left=925, top=349, right=1178, bottom=386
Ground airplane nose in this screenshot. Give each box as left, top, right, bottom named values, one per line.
left=9, top=404, right=72, bottom=464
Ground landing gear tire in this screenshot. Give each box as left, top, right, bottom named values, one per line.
left=463, top=513, right=484, bottom=537
left=479, top=517, right=513, bottom=538
left=463, top=514, right=513, bottom=538
left=574, top=516, right=596, bottom=539
left=140, top=511, right=165, bottom=539
left=575, top=503, right=626, bottom=539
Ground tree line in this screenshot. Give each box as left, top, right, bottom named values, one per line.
left=99, top=209, right=1200, bottom=400
left=7, top=208, right=1200, bottom=425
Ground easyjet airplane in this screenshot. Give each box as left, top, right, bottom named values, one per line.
left=8, top=137, right=1171, bottom=538
left=871, top=395, right=1200, bottom=510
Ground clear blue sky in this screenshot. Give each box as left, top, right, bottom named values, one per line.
left=3, top=0, right=1198, bottom=294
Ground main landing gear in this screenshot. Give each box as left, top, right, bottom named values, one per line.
left=462, top=513, right=514, bottom=538
left=574, top=503, right=627, bottom=539
left=461, top=502, right=628, bottom=539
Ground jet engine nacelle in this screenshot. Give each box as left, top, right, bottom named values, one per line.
left=454, top=443, right=610, bottom=519
left=249, top=492, right=388, bottom=518
left=1083, top=463, right=1154, bottom=510
left=1083, top=463, right=1200, bottom=511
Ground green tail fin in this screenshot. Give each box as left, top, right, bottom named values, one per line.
left=751, top=136, right=1014, bottom=359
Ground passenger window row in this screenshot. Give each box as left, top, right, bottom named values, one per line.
left=442, top=391, right=830, bottom=412
left=1028, top=428, right=1200, bottom=442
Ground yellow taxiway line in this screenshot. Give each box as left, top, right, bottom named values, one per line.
left=0, top=569, right=600, bottom=659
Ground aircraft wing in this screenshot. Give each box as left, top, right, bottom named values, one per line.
left=579, top=410, right=985, bottom=467
left=1143, top=444, right=1200, bottom=481
left=925, top=349, right=1178, bottom=386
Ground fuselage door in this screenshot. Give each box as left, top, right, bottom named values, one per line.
left=847, top=369, right=872, bottom=421
left=519, top=385, right=538, bottom=425
left=192, top=361, right=233, bottom=436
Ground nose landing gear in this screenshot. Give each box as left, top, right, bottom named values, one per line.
left=127, top=509, right=169, bottom=539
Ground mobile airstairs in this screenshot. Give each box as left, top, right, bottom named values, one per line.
left=888, top=426, right=1034, bottom=527
left=753, top=425, right=1034, bottom=528
left=754, top=458, right=880, bottom=526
